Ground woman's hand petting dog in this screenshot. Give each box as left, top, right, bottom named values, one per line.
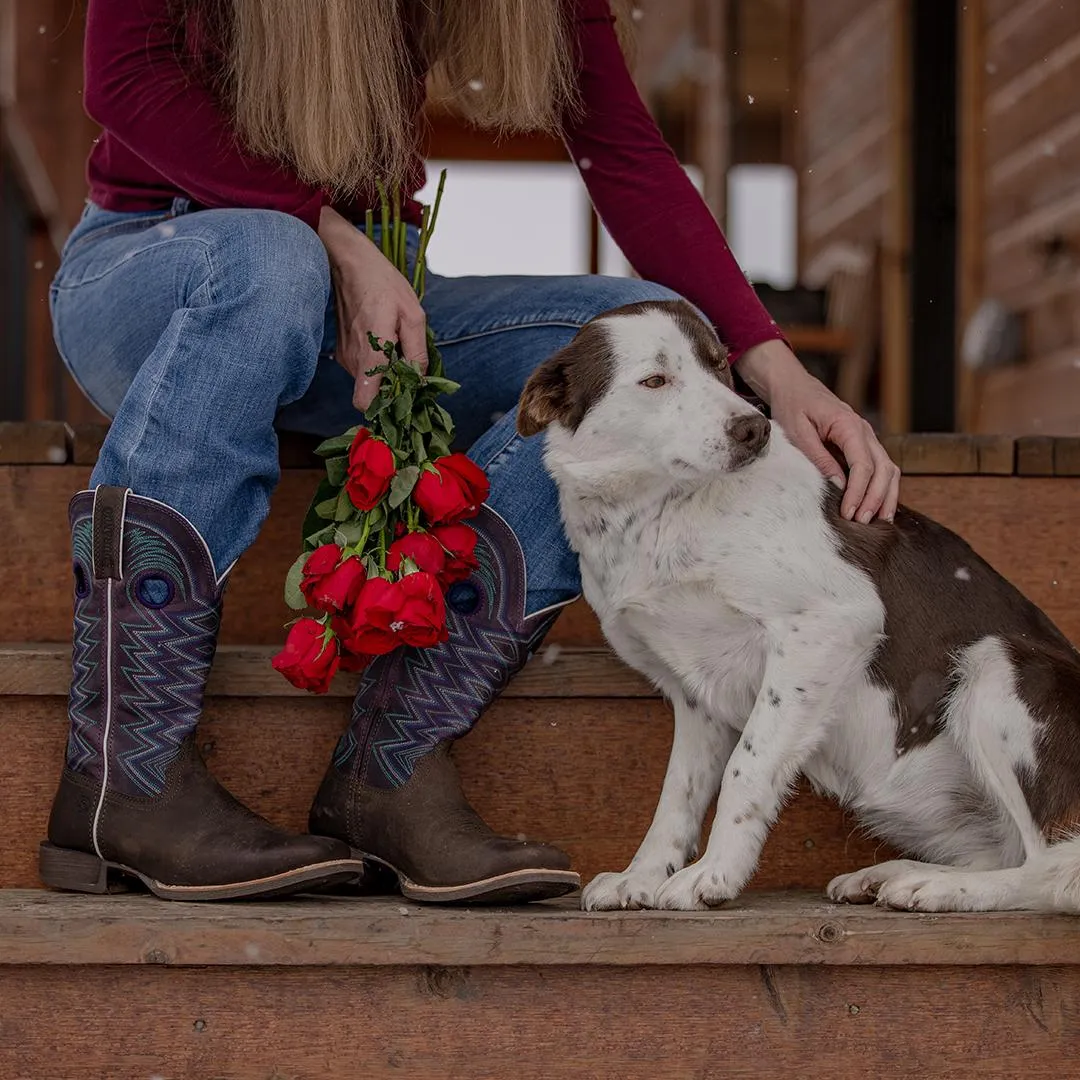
left=738, top=338, right=901, bottom=524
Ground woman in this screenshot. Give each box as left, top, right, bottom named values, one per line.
left=43, top=0, right=901, bottom=904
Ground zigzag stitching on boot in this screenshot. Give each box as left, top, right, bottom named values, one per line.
left=67, top=516, right=101, bottom=776
left=114, top=601, right=219, bottom=796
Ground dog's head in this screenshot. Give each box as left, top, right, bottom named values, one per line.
left=517, top=299, right=770, bottom=479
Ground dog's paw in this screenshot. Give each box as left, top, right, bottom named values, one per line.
left=873, top=868, right=980, bottom=913
left=653, top=864, right=735, bottom=911
left=826, top=860, right=936, bottom=905
left=581, top=869, right=667, bottom=911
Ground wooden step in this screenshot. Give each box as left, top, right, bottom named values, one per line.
left=4, top=430, right=1080, bottom=647
left=0, top=889, right=1077, bottom=1078
left=0, top=644, right=894, bottom=891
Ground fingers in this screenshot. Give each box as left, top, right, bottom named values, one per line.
left=792, top=419, right=847, bottom=489
left=830, top=416, right=900, bottom=523
left=352, top=367, right=382, bottom=411
left=398, top=308, right=429, bottom=374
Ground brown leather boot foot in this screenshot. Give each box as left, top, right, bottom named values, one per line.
left=310, top=746, right=580, bottom=904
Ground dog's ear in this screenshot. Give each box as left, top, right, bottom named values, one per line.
left=517, top=352, right=573, bottom=437
left=517, top=323, right=613, bottom=438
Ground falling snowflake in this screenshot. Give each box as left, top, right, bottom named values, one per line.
left=954, top=567, right=971, bottom=581
left=747, top=94, right=755, bottom=105
left=579, top=157, right=592, bottom=170
left=542, top=643, right=563, bottom=666
left=467, top=78, right=484, bottom=92
left=631, top=7, right=644, bottom=20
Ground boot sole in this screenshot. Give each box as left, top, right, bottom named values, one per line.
left=359, top=851, right=580, bottom=905
left=39, top=843, right=366, bottom=901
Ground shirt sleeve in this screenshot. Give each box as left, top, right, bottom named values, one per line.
left=563, top=0, right=786, bottom=362
left=84, top=0, right=325, bottom=229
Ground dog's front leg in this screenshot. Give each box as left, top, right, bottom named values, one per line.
left=582, top=691, right=737, bottom=911
left=654, top=610, right=875, bottom=910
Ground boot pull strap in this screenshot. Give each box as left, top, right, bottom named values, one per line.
left=92, top=486, right=130, bottom=580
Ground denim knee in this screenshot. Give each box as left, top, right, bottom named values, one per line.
left=572, top=277, right=683, bottom=323
left=196, top=209, right=332, bottom=401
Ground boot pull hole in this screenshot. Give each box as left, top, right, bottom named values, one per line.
left=446, top=581, right=480, bottom=615
left=73, top=562, right=90, bottom=599
left=136, top=574, right=174, bottom=608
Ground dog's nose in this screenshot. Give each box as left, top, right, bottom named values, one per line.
left=725, top=413, right=771, bottom=457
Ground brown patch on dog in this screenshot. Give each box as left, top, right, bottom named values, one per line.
left=1003, top=634, right=1080, bottom=837
left=825, top=486, right=1077, bottom=764
left=517, top=320, right=615, bottom=437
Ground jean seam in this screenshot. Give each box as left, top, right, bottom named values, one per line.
left=53, top=236, right=216, bottom=291
left=435, top=320, right=585, bottom=348
left=122, top=308, right=193, bottom=482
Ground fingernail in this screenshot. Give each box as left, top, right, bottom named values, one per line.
left=858, top=510, right=873, bottom=524
left=884, top=513, right=895, bottom=524
left=830, top=475, right=845, bottom=489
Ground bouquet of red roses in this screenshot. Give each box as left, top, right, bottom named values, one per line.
left=272, top=173, right=489, bottom=693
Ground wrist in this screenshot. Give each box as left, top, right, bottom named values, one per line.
left=736, top=338, right=807, bottom=402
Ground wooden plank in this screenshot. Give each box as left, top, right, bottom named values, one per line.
left=0, top=421, right=68, bottom=464
left=0, top=696, right=893, bottom=892
left=974, top=348, right=1080, bottom=437
left=1053, top=437, right=1080, bottom=476
left=67, top=422, right=106, bottom=466
left=975, top=434, right=1016, bottom=474
left=8, top=468, right=1080, bottom=647
left=4, top=964, right=1079, bottom=1079
left=3, top=889, right=1080, bottom=968
left=0, top=643, right=654, bottom=699
left=1016, top=436, right=1057, bottom=476
left=894, top=434, right=978, bottom=475
left=784, top=326, right=854, bottom=355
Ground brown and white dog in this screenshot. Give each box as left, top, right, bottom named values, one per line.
left=517, top=299, right=1080, bottom=914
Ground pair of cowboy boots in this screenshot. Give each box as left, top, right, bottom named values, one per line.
left=40, top=487, right=577, bottom=902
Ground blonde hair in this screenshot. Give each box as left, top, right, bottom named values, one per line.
left=201, top=0, right=636, bottom=196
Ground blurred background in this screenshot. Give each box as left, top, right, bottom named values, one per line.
left=2, top=0, right=1077, bottom=436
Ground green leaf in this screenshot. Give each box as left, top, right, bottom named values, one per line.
left=428, top=433, right=451, bottom=459
left=396, top=363, right=423, bottom=389
left=411, top=406, right=432, bottom=434
left=283, top=551, right=309, bottom=611
left=423, top=376, right=461, bottom=396
left=388, top=466, right=420, bottom=510
left=433, top=404, right=454, bottom=433
left=325, top=454, right=348, bottom=487
left=314, top=496, right=338, bottom=521
left=392, top=388, right=414, bottom=423
left=365, top=504, right=387, bottom=533
left=365, top=393, right=392, bottom=421
left=335, top=520, right=365, bottom=547
left=362, top=554, right=380, bottom=578
left=379, top=412, right=401, bottom=448
left=304, top=523, right=337, bottom=549
left=333, top=487, right=354, bottom=522
left=411, top=428, right=427, bottom=463
left=314, top=426, right=360, bottom=458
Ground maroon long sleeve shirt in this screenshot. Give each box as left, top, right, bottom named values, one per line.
left=83, top=0, right=784, bottom=361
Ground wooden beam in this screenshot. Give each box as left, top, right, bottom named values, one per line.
left=694, top=0, right=730, bottom=223
left=881, top=0, right=912, bottom=433
left=3, top=889, right=1080, bottom=967
left=957, top=0, right=986, bottom=433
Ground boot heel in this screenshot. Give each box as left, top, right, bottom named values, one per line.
left=38, top=842, right=111, bottom=893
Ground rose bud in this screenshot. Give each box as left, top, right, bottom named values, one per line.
left=387, top=531, right=446, bottom=577
left=301, top=547, right=366, bottom=614
left=432, top=523, right=479, bottom=586
left=271, top=618, right=340, bottom=694
left=345, top=429, right=396, bottom=511
left=392, top=571, right=449, bottom=648
left=413, top=453, right=490, bottom=524
left=334, top=576, right=402, bottom=656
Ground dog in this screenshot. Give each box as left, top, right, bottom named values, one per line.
left=516, top=298, right=1080, bottom=914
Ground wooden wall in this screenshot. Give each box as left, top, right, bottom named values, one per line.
left=795, top=0, right=908, bottom=431
left=966, top=0, right=1080, bottom=435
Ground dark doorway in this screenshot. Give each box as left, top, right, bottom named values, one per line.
left=908, top=0, right=958, bottom=432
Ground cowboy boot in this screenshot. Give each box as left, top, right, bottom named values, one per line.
left=40, top=486, right=364, bottom=900
left=309, top=505, right=580, bottom=904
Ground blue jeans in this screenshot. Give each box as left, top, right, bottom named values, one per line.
left=50, top=198, right=680, bottom=615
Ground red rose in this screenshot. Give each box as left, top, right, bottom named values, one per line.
left=334, top=577, right=402, bottom=656
left=345, top=429, right=396, bottom=511
left=413, top=454, right=490, bottom=524
left=387, top=531, right=446, bottom=577
left=272, top=618, right=340, bottom=694
left=392, top=571, right=449, bottom=648
left=432, top=523, right=478, bottom=585
left=301, top=546, right=366, bottom=614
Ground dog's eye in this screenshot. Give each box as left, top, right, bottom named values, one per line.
left=640, top=375, right=667, bottom=389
